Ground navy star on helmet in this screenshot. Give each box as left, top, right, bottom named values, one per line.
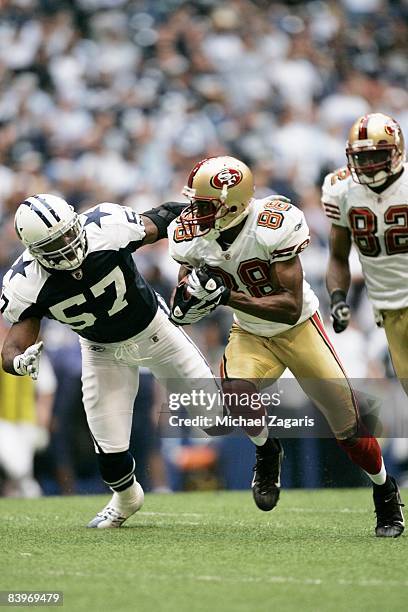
left=14, top=194, right=87, bottom=271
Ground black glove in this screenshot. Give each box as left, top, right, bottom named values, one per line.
left=330, top=289, right=350, bottom=333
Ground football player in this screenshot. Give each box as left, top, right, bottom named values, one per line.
left=0, top=194, right=223, bottom=527
left=323, top=113, right=407, bottom=393
left=168, top=155, right=404, bottom=537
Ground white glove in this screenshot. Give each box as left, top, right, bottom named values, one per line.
left=185, top=267, right=230, bottom=307
left=170, top=266, right=230, bottom=326
left=170, top=299, right=216, bottom=326
left=13, top=341, right=44, bottom=380
left=186, top=269, right=221, bottom=301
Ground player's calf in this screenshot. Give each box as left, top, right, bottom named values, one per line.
left=88, top=450, right=144, bottom=528
left=222, top=379, right=283, bottom=511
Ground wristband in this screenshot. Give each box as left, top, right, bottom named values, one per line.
left=330, top=289, right=347, bottom=306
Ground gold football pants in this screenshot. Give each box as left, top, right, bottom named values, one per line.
left=382, top=306, right=408, bottom=395
left=221, top=313, right=358, bottom=439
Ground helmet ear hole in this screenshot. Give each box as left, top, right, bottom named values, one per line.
left=229, top=205, right=238, bottom=213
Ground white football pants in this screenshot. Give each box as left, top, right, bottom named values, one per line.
left=80, top=307, right=222, bottom=453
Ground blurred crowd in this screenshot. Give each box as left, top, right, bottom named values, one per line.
left=0, top=0, right=408, bottom=496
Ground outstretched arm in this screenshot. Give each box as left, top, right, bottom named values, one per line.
left=140, top=202, right=187, bottom=245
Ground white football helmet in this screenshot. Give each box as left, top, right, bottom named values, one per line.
left=180, top=156, right=255, bottom=240
left=14, top=194, right=87, bottom=271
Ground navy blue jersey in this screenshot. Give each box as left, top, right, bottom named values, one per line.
left=0, top=203, right=159, bottom=342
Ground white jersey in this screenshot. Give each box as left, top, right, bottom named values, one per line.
left=322, top=165, right=408, bottom=311
left=168, top=196, right=319, bottom=337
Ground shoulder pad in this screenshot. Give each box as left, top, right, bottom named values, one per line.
left=254, top=201, right=309, bottom=259
left=330, top=166, right=351, bottom=185
left=168, top=219, right=203, bottom=267
left=255, top=199, right=304, bottom=236
left=82, top=202, right=136, bottom=226
left=1, top=253, right=47, bottom=323
left=323, top=167, right=352, bottom=195
left=83, top=203, right=145, bottom=251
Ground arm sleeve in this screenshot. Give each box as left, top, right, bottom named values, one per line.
left=167, top=219, right=202, bottom=267
left=321, top=172, right=348, bottom=227
left=0, top=284, right=43, bottom=324
left=268, top=210, right=311, bottom=262
left=115, top=205, right=147, bottom=250
left=87, top=203, right=147, bottom=251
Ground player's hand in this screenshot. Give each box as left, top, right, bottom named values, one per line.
left=330, top=291, right=350, bottom=333
left=13, top=341, right=44, bottom=380
left=169, top=285, right=216, bottom=325
left=185, top=266, right=230, bottom=306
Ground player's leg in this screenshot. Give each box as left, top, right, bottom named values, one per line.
left=382, top=307, right=408, bottom=396
left=136, top=308, right=225, bottom=428
left=222, top=324, right=286, bottom=511
left=129, top=308, right=226, bottom=479
left=274, top=312, right=404, bottom=537
left=80, top=341, right=144, bottom=528
left=132, top=307, right=284, bottom=506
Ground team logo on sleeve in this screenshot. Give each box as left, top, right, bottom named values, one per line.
left=384, top=119, right=398, bottom=136
left=330, top=167, right=350, bottom=185
left=210, top=168, right=243, bottom=189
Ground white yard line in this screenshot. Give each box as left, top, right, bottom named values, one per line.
left=38, top=569, right=408, bottom=588
left=140, top=511, right=203, bottom=518
left=285, top=507, right=367, bottom=514
left=140, top=508, right=367, bottom=518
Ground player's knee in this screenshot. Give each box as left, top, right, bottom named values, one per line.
left=337, top=435, right=358, bottom=448
left=336, top=420, right=368, bottom=444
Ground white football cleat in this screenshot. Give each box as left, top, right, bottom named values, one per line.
left=87, top=481, right=144, bottom=528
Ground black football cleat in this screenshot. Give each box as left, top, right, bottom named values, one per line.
left=373, top=476, right=405, bottom=538
left=252, top=438, right=283, bottom=511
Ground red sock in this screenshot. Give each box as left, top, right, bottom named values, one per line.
left=337, top=435, right=382, bottom=475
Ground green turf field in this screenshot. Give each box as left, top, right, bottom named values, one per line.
left=0, top=490, right=406, bottom=612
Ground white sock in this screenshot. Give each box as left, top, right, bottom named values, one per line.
left=113, top=478, right=141, bottom=509
left=249, top=426, right=269, bottom=446
left=365, top=458, right=387, bottom=485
